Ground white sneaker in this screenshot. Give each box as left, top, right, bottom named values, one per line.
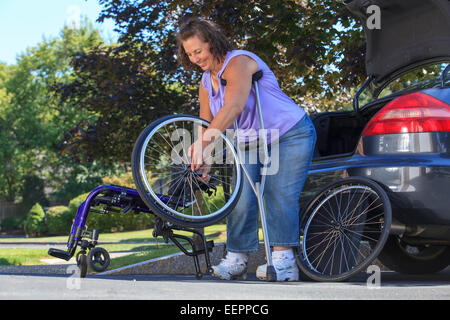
left=256, top=250, right=299, bottom=281
left=212, top=253, right=248, bottom=280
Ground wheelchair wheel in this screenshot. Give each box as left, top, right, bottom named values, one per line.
left=132, top=115, right=243, bottom=228
left=76, top=252, right=88, bottom=278
left=88, top=247, right=110, bottom=272
left=296, top=177, right=391, bottom=282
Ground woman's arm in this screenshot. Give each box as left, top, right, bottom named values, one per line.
left=196, top=82, right=213, bottom=146
left=199, top=81, right=213, bottom=122
left=202, top=55, right=258, bottom=142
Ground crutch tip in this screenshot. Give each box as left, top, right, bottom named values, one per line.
left=266, top=266, right=277, bottom=282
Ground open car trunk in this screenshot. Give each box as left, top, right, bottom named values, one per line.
left=310, top=102, right=384, bottom=159
left=345, top=0, right=450, bottom=84
left=313, top=0, right=450, bottom=160
left=311, top=111, right=364, bottom=159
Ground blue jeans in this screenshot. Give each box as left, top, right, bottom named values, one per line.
left=227, top=115, right=316, bottom=253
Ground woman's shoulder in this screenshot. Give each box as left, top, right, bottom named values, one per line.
left=221, top=50, right=264, bottom=74
left=227, top=49, right=260, bottom=61
left=227, top=50, right=270, bottom=71
left=223, top=55, right=258, bottom=77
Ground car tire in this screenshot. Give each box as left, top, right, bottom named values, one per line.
left=377, top=236, right=450, bottom=274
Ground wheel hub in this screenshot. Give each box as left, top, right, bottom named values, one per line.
left=331, top=220, right=342, bottom=231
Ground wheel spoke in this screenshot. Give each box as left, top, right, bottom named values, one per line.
left=341, top=188, right=370, bottom=226
left=309, top=231, right=340, bottom=272
left=305, top=228, right=338, bottom=261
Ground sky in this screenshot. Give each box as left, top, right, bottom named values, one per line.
left=0, top=0, right=120, bottom=65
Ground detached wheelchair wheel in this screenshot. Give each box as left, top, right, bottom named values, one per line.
left=132, top=115, right=243, bottom=228
left=296, top=177, right=391, bottom=282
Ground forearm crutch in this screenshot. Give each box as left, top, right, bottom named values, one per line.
left=224, top=70, right=277, bottom=281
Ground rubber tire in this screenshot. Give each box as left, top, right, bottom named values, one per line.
left=296, top=176, right=392, bottom=282
left=377, top=236, right=450, bottom=274
left=131, top=114, right=243, bottom=228
left=77, top=253, right=88, bottom=278
left=88, top=247, right=111, bottom=272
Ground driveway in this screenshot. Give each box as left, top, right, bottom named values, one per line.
left=1, top=267, right=450, bottom=300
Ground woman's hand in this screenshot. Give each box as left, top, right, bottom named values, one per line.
left=188, top=138, right=212, bottom=183
left=188, top=138, right=206, bottom=171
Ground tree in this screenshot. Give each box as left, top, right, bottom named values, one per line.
left=0, top=19, right=122, bottom=204
left=54, top=0, right=366, bottom=162
left=95, top=0, right=366, bottom=96
left=55, top=42, right=189, bottom=164
left=0, top=63, right=36, bottom=203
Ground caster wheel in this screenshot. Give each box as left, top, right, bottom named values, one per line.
left=76, top=252, right=88, bottom=278
left=88, top=247, right=111, bottom=272
left=196, top=273, right=203, bottom=280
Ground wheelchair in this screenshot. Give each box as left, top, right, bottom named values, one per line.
left=49, top=72, right=392, bottom=281
left=48, top=114, right=243, bottom=279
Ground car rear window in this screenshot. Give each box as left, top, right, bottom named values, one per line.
left=377, top=63, right=449, bottom=99
left=358, top=62, right=450, bottom=108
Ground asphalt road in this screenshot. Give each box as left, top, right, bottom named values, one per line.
left=1, top=268, right=450, bottom=301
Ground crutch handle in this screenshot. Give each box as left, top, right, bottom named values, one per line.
left=220, top=70, right=263, bottom=86
left=252, top=70, right=263, bottom=83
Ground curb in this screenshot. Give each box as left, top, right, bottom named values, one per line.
left=98, top=242, right=389, bottom=276
left=98, top=242, right=268, bottom=276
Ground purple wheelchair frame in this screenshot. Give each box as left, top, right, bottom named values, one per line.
left=48, top=184, right=214, bottom=278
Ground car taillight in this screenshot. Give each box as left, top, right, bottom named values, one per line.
left=362, top=92, right=450, bottom=136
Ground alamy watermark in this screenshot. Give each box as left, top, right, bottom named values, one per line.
left=366, top=265, right=381, bottom=289
left=366, top=5, right=381, bottom=30
left=66, top=265, right=81, bottom=290
left=169, top=128, right=281, bottom=175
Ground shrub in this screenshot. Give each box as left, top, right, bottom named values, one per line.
left=182, top=185, right=226, bottom=218
left=64, top=192, right=154, bottom=234
left=68, top=192, right=91, bottom=214
left=83, top=210, right=154, bottom=233
left=21, top=174, right=49, bottom=213
left=0, top=216, right=25, bottom=231
left=102, top=172, right=135, bottom=188
left=23, top=203, right=48, bottom=237
left=46, top=206, right=73, bottom=235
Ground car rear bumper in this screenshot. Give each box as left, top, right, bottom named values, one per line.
left=348, top=166, right=450, bottom=225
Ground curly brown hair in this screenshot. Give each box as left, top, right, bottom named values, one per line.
left=176, top=17, right=233, bottom=72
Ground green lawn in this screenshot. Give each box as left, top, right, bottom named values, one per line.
left=0, top=248, right=50, bottom=266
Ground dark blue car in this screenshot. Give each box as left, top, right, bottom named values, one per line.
left=296, top=0, right=450, bottom=281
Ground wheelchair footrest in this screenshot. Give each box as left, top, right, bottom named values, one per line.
left=48, top=248, right=72, bottom=261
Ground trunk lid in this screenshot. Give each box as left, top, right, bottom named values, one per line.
left=345, top=0, right=450, bottom=84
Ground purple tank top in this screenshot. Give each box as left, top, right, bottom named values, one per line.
left=201, top=50, right=305, bottom=143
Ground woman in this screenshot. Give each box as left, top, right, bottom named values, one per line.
left=176, top=18, right=316, bottom=281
